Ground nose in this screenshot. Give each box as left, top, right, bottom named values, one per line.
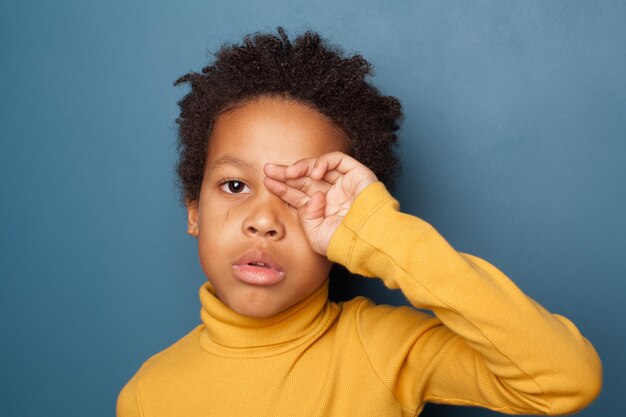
left=242, top=192, right=286, bottom=240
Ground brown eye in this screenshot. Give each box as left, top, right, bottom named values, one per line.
left=220, top=180, right=250, bottom=194
left=228, top=180, right=244, bottom=193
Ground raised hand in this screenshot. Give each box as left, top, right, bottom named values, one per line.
left=264, top=151, right=378, bottom=256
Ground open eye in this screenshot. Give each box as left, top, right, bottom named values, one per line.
left=219, top=179, right=250, bottom=194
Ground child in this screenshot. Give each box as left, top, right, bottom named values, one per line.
left=117, top=28, right=602, bottom=416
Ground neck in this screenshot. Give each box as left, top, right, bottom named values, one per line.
left=198, top=279, right=338, bottom=357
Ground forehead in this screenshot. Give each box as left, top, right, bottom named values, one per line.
left=206, top=96, right=349, bottom=168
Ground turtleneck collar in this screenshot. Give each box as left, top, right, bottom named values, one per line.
left=198, top=279, right=338, bottom=357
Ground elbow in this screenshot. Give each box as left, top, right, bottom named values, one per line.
left=556, top=373, right=602, bottom=415
left=546, top=351, right=603, bottom=415
left=541, top=315, right=603, bottom=415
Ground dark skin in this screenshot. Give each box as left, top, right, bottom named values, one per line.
left=185, top=96, right=375, bottom=318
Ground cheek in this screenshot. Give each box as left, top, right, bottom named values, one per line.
left=197, top=199, right=256, bottom=253
left=313, top=254, right=333, bottom=275
left=197, top=201, right=235, bottom=255
left=198, top=196, right=236, bottom=229
left=296, top=244, right=332, bottom=275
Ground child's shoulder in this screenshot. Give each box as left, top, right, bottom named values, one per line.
left=334, top=296, right=444, bottom=380
left=338, top=296, right=439, bottom=334
left=117, top=325, right=206, bottom=412
left=132, top=325, right=204, bottom=379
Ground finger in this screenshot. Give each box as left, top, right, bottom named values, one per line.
left=264, top=171, right=333, bottom=197
left=311, top=158, right=329, bottom=180
left=284, top=158, right=316, bottom=179
left=286, top=176, right=332, bottom=196
left=265, top=169, right=310, bottom=188
left=282, top=153, right=355, bottom=184
left=281, top=176, right=310, bottom=190
left=313, top=152, right=360, bottom=176
left=320, top=169, right=343, bottom=184
left=271, top=153, right=356, bottom=181
left=314, top=152, right=379, bottom=192
left=263, top=163, right=289, bottom=181
left=264, top=177, right=311, bottom=208
left=309, top=152, right=361, bottom=185
left=300, top=191, right=326, bottom=221
left=268, top=176, right=332, bottom=202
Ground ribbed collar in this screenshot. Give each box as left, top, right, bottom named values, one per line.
left=198, top=279, right=338, bottom=357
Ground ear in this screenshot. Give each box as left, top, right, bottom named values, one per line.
left=185, top=198, right=199, bottom=237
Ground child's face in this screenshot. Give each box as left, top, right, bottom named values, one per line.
left=186, top=96, right=349, bottom=318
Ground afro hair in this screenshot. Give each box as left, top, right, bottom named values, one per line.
left=174, top=27, right=403, bottom=204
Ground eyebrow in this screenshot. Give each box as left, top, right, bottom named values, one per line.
left=209, top=155, right=255, bottom=171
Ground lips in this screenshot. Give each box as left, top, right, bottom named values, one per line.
left=232, top=249, right=285, bottom=286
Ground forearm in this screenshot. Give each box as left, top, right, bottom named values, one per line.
left=327, top=182, right=602, bottom=414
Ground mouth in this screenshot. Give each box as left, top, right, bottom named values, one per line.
left=247, top=262, right=271, bottom=268
left=232, top=250, right=285, bottom=286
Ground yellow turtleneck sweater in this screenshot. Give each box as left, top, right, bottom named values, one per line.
left=117, top=182, right=602, bottom=416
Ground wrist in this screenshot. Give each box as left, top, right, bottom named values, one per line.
left=327, top=182, right=396, bottom=267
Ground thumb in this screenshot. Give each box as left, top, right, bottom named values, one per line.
left=300, top=191, right=326, bottom=221
left=298, top=191, right=332, bottom=256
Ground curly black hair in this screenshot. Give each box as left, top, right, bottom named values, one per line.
left=174, top=27, right=403, bottom=204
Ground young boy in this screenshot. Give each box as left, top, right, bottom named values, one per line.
left=117, top=28, right=602, bottom=416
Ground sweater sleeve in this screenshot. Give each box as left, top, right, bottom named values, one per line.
left=327, top=182, right=602, bottom=415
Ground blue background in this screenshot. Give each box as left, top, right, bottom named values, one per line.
left=1, top=1, right=624, bottom=416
